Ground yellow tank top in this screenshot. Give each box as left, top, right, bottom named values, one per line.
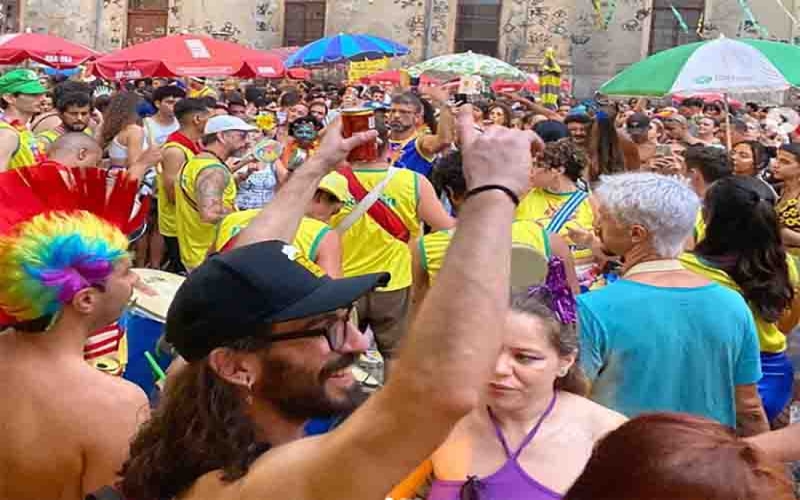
left=214, top=210, right=328, bottom=276
left=175, top=156, right=237, bottom=269
left=330, top=168, right=421, bottom=291
left=515, top=188, right=594, bottom=260
left=158, top=142, right=195, bottom=237
left=420, top=220, right=550, bottom=285
left=694, top=211, right=707, bottom=243
left=37, top=127, right=93, bottom=149
left=0, top=121, right=42, bottom=169
left=679, top=252, right=798, bottom=353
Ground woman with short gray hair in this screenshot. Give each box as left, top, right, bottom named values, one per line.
left=578, top=172, right=768, bottom=435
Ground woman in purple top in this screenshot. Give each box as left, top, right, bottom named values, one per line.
left=426, top=288, right=626, bottom=500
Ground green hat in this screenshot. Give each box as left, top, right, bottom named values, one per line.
left=0, top=69, right=46, bottom=95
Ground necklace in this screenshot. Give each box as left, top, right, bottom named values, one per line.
left=624, top=259, right=684, bottom=278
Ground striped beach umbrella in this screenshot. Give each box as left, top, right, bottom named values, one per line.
left=285, top=34, right=409, bottom=68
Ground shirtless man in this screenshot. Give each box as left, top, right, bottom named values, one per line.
left=0, top=164, right=150, bottom=500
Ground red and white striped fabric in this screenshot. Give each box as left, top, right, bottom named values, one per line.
left=84, top=322, right=124, bottom=361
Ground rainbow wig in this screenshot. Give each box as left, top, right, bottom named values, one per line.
left=0, top=163, right=147, bottom=326
left=0, top=211, right=129, bottom=321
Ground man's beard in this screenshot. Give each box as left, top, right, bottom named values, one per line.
left=389, top=122, right=413, bottom=134
left=256, top=352, right=366, bottom=421
left=64, top=122, right=87, bottom=133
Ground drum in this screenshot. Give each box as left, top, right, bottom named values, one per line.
left=122, top=269, right=185, bottom=399
left=510, top=243, right=548, bottom=289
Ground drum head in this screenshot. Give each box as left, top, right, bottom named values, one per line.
left=131, top=269, right=186, bottom=321
left=510, top=243, right=548, bottom=289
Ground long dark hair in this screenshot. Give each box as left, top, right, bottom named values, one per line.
left=695, top=176, right=793, bottom=323
left=565, top=412, right=793, bottom=500
left=119, top=358, right=269, bottom=499
left=591, top=110, right=625, bottom=179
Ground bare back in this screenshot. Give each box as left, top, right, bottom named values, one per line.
left=0, top=330, right=150, bottom=500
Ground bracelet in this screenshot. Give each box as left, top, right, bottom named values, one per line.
left=464, top=185, right=520, bottom=206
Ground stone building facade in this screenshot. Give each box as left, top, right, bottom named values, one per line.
left=7, top=0, right=800, bottom=96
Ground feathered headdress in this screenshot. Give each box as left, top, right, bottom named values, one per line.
left=0, top=164, right=147, bottom=326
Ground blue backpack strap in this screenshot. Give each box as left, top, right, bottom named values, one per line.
left=546, top=190, right=588, bottom=234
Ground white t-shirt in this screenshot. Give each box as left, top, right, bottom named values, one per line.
left=144, top=116, right=180, bottom=147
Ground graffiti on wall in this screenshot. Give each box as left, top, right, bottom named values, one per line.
left=201, top=20, right=242, bottom=41
left=254, top=0, right=279, bottom=33
left=502, top=0, right=572, bottom=64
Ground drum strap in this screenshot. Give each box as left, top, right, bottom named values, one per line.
left=336, top=166, right=410, bottom=243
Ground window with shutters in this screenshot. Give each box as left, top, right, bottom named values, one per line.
left=283, top=0, right=326, bottom=47
left=454, top=0, right=501, bottom=57
left=649, top=0, right=705, bottom=54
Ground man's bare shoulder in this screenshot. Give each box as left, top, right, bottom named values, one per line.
left=85, top=371, right=149, bottom=417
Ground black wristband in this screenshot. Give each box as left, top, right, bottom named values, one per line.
left=464, top=184, right=520, bottom=206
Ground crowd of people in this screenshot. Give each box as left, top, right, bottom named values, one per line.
left=3, top=63, right=800, bottom=500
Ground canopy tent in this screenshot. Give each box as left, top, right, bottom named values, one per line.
left=91, top=34, right=284, bottom=80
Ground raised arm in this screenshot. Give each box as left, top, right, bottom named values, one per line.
left=418, top=86, right=456, bottom=157
left=243, top=106, right=537, bottom=500
left=232, top=118, right=376, bottom=248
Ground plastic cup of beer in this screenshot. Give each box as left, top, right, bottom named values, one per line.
left=341, top=108, right=378, bottom=163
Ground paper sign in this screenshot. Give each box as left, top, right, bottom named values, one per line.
left=348, top=57, right=389, bottom=82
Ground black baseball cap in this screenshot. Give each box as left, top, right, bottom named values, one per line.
left=166, top=240, right=390, bottom=361
left=626, top=112, right=651, bottom=134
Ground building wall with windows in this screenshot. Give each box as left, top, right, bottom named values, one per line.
left=17, top=0, right=800, bottom=97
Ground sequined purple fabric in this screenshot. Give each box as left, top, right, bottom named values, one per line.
left=529, top=257, right=577, bottom=325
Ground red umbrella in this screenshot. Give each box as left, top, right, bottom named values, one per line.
left=0, top=32, right=100, bottom=68
left=359, top=69, right=440, bottom=86
left=91, top=34, right=284, bottom=80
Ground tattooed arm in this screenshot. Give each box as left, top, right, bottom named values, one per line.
left=195, top=166, right=232, bottom=224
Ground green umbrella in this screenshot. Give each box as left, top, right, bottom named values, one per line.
left=600, top=36, right=800, bottom=97
left=408, top=51, right=528, bottom=81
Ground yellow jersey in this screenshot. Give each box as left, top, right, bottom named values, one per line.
left=679, top=252, right=799, bottom=353
left=175, top=156, right=237, bottom=269
left=0, top=120, right=42, bottom=170
left=330, top=168, right=421, bottom=291
left=158, top=141, right=195, bottom=237
left=214, top=210, right=328, bottom=276
left=420, top=220, right=550, bottom=285
left=515, top=187, right=594, bottom=260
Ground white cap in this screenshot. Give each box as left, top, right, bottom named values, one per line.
left=204, top=115, right=258, bottom=135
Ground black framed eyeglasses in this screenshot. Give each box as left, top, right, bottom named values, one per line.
left=269, top=306, right=359, bottom=352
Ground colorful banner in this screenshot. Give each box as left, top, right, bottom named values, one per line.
left=348, top=58, right=389, bottom=82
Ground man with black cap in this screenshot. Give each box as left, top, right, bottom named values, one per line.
left=119, top=108, right=537, bottom=500
left=625, top=112, right=657, bottom=165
